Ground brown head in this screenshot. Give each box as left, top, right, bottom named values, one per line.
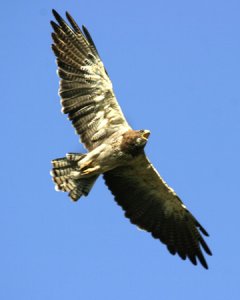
left=121, top=129, right=151, bottom=156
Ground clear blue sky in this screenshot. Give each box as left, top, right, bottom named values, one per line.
left=1, top=0, right=239, bottom=299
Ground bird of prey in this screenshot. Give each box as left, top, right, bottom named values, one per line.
left=50, top=9, right=212, bottom=269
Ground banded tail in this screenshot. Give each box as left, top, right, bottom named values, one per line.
left=51, top=153, right=98, bottom=201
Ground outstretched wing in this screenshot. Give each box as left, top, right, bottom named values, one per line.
left=104, top=154, right=212, bottom=269
left=51, top=10, right=130, bottom=150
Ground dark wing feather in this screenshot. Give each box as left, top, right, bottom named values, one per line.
left=51, top=10, right=130, bottom=150
left=103, top=154, right=212, bottom=269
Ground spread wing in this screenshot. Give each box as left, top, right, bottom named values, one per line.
left=104, top=154, right=212, bottom=269
left=51, top=10, right=130, bottom=150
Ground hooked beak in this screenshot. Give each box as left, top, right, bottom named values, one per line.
left=142, top=130, right=150, bottom=140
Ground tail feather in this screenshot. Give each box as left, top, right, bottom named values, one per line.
left=66, top=153, right=86, bottom=161
left=52, top=158, right=71, bottom=168
left=51, top=153, right=98, bottom=201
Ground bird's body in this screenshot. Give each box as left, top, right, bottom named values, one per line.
left=50, top=10, right=212, bottom=269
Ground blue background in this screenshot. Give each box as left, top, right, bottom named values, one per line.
left=1, top=0, right=239, bottom=299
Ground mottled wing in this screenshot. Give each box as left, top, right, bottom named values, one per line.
left=104, top=154, right=212, bottom=269
left=51, top=10, right=130, bottom=150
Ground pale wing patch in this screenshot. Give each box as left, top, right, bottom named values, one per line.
left=51, top=10, right=131, bottom=151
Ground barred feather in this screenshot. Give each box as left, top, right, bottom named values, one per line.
left=51, top=154, right=98, bottom=201
left=51, top=10, right=130, bottom=151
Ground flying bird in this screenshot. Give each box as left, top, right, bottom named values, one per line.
left=50, top=9, right=212, bottom=269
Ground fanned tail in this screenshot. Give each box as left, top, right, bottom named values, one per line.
left=51, top=153, right=98, bottom=201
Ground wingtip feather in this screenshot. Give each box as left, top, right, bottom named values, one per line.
left=52, top=9, right=60, bottom=20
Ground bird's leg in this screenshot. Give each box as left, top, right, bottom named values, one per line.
left=70, top=165, right=101, bottom=178
left=81, top=165, right=101, bottom=175
left=80, top=160, right=101, bottom=175
left=80, top=159, right=94, bottom=171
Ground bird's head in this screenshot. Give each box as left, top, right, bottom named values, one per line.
left=121, top=129, right=151, bottom=156
left=135, top=129, right=151, bottom=147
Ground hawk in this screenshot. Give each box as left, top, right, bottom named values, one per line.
left=50, top=10, right=212, bottom=269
